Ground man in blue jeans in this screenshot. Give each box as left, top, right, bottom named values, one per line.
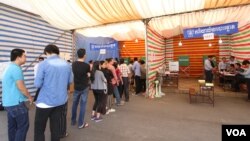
left=71, top=48, right=90, bottom=128
left=2, top=49, right=33, bottom=141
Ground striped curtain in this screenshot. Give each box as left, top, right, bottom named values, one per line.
left=147, top=27, right=165, bottom=98
left=231, top=23, right=250, bottom=62
left=0, top=4, right=73, bottom=95
left=218, top=35, right=231, bottom=60
left=165, top=38, right=174, bottom=70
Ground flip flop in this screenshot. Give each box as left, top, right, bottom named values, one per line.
left=78, top=122, right=89, bottom=129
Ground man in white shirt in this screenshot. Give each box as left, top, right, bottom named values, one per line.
left=34, top=57, right=44, bottom=78
left=228, top=56, right=237, bottom=65
left=204, top=55, right=215, bottom=83
left=218, top=57, right=227, bottom=71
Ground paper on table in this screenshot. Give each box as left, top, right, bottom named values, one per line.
left=198, top=80, right=205, bottom=84
left=205, top=83, right=214, bottom=87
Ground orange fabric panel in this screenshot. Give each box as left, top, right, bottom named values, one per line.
left=204, top=0, right=250, bottom=9
left=78, top=0, right=141, bottom=24
left=119, top=40, right=145, bottom=58
left=173, top=35, right=219, bottom=77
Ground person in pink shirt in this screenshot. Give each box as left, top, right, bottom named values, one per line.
left=107, top=58, right=124, bottom=106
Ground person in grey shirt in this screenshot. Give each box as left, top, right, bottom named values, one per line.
left=90, top=61, right=107, bottom=122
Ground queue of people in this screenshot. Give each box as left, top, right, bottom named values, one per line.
left=1, top=44, right=149, bottom=141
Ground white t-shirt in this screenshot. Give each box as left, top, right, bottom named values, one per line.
left=34, top=63, right=39, bottom=78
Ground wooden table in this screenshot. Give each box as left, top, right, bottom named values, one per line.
left=219, top=72, right=236, bottom=91
left=162, top=71, right=179, bottom=88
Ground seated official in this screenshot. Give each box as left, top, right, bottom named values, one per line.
left=227, top=64, right=236, bottom=74
left=233, top=63, right=247, bottom=92
left=218, top=57, right=227, bottom=71
left=239, top=60, right=250, bottom=100
left=219, top=64, right=235, bottom=84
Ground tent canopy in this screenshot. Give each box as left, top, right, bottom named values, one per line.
left=1, top=0, right=250, bottom=40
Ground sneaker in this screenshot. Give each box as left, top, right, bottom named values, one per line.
left=109, top=108, right=116, bottom=113
left=95, top=117, right=103, bottom=122
left=91, top=116, right=96, bottom=121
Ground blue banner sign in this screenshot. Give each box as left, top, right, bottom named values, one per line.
left=90, top=42, right=117, bottom=50
left=183, top=22, right=238, bottom=39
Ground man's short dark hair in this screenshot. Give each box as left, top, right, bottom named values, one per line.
left=77, top=48, right=86, bottom=58
left=242, top=60, right=250, bottom=65
left=11, top=49, right=25, bottom=61
left=106, top=58, right=112, bottom=63
left=38, top=57, right=44, bottom=61
left=134, top=57, right=138, bottom=61
left=89, top=60, right=93, bottom=64
left=44, top=44, right=59, bottom=55
left=119, top=58, right=124, bottom=64
left=235, top=63, right=241, bottom=67
left=140, top=60, right=145, bottom=64
left=208, top=55, right=213, bottom=58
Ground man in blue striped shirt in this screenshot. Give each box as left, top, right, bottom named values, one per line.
left=34, top=44, right=72, bottom=141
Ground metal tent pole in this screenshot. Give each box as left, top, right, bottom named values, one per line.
left=23, top=31, right=68, bottom=72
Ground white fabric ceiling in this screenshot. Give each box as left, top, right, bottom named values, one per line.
left=1, top=0, right=250, bottom=40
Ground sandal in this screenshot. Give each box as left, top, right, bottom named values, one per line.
left=78, top=122, right=89, bottom=129
left=60, top=132, right=69, bottom=138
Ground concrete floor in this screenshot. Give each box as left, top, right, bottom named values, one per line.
left=1, top=78, right=250, bottom=141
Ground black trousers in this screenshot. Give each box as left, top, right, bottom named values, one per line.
left=119, top=77, right=129, bottom=100
left=34, top=104, right=64, bottom=141
left=92, top=90, right=106, bottom=115
left=135, top=75, right=141, bottom=94
left=233, top=74, right=245, bottom=91
left=246, top=78, right=250, bottom=100
left=140, top=78, right=146, bottom=92
left=59, top=102, right=67, bottom=138
left=205, top=70, right=213, bottom=83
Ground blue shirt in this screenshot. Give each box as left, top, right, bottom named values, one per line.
left=2, top=63, right=26, bottom=106
left=132, top=61, right=141, bottom=76
left=240, top=66, right=250, bottom=79
left=34, top=55, right=72, bottom=107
